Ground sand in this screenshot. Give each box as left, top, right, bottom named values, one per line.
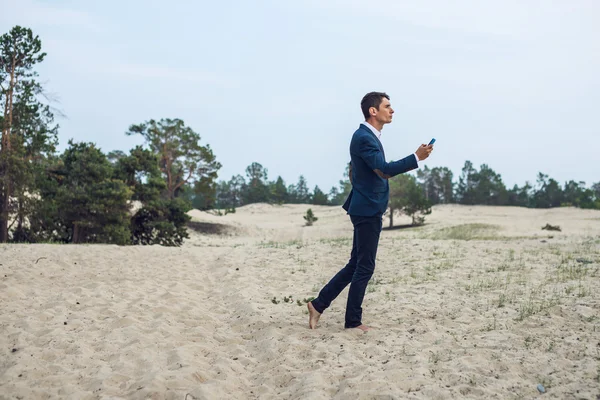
left=1, top=204, right=599, bottom=399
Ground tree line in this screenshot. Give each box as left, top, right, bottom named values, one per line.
left=384, top=164, right=600, bottom=228
left=210, top=163, right=351, bottom=212
left=209, top=161, right=599, bottom=229
left=0, top=27, right=219, bottom=245
left=417, top=162, right=599, bottom=209
left=1, top=26, right=598, bottom=245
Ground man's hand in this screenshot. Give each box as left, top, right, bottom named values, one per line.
left=415, top=144, right=433, bottom=161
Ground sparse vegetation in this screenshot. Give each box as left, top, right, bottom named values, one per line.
left=542, top=223, right=561, bottom=232
left=271, top=295, right=297, bottom=305
left=428, top=223, right=500, bottom=241
left=318, top=237, right=351, bottom=247
left=303, top=209, right=318, bottom=226
left=516, top=292, right=561, bottom=321
left=481, top=314, right=498, bottom=331
left=258, top=239, right=303, bottom=249
left=295, top=297, right=315, bottom=306
left=429, top=351, right=441, bottom=365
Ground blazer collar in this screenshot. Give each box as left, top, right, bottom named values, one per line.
left=360, top=121, right=381, bottom=139
left=359, top=123, right=384, bottom=150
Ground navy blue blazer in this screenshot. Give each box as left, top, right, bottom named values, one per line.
left=342, top=124, right=418, bottom=217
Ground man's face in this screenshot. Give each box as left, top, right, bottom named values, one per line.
left=371, top=97, right=394, bottom=125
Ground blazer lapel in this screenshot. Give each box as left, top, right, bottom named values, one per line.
left=359, top=124, right=385, bottom=157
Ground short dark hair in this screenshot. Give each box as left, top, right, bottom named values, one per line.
left=361, top=92, right=390, bottom=120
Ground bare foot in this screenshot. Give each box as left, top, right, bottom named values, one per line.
left=307, top=302, right=321, bottom=329
left=352, top=324, right=372, bottom=332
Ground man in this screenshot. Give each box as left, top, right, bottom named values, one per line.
left=308, top=92, right=433, bottom=332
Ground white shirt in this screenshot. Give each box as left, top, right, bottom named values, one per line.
left=361, top=121, right=420, bottom=164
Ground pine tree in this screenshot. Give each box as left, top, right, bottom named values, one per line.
left=304, top=208, right=318, bottom=226
left=0, top=26, right=56, bottom=242
left=270, top=176, right=288, bottom=204
left=35, top=141, right=132, bottom=244
left=312, top=185, right=328, bottom=205
left=126, top=118, right=220, bottom=200
left=389, top=175, right=431, bottom=227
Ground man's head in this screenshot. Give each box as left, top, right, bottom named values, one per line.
left=361, top=92, right=394, bottom=128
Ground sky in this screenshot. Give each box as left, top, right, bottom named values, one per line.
left=2, top=0, right=599, bottom=192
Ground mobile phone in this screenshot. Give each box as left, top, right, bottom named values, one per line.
left=428, top=138, right=436, bottom=145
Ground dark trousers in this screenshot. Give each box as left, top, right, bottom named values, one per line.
left=311, top=214, right=382, bottom=328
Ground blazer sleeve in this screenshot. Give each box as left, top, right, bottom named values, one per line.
left=356, top=134, right=418, bottom=177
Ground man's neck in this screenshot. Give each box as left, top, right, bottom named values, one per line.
left=365, top=118, right=383, bottom=132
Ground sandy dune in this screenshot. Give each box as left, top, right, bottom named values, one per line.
left=1, top=204, right=599, bottom=399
